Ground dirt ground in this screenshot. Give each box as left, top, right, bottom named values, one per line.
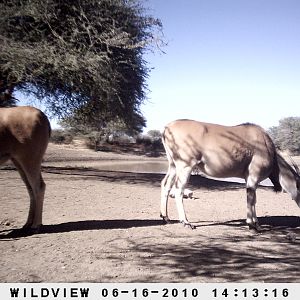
left=1, top=143, right=300, bottom=283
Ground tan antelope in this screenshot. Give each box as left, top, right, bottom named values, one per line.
left=161, top=119, right=300, bottom=230
left=0, top=106, right=51, bottom=231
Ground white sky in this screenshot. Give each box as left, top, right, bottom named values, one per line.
left=142, top=0, right=300, bottom=131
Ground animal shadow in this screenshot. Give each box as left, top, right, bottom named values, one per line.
left=258, top=216, right=300, bottom=229
left=0, top=219, right=173, bottom=239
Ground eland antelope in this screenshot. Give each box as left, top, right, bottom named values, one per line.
left=160, top=119, right=300, bottom=230
left=0, top=106, right=51, bottom=231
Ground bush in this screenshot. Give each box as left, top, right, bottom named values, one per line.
left=50, top=130, right=74, bottom=144
left=84, top=131, right=103, bottom=151
left=147, top=130, right=162, bottom=140
left=108, top=133, right=135, bottom=144
left=268, top=117, right=300, bottom=155
left=136, top=134, right=152, bottom=146
left=136, top=133, right=164, bottom=155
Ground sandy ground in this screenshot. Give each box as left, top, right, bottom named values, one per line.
left=0, top=143, right=300, bottom=283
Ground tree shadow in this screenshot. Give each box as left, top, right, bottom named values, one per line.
left=120, top=234, right=300, bottom=282
left=94, top=142, right=165, bottom=158
left=42, top=165, right=245, bottom=191
left=2, top=216, right=299, bottom=282
left=103, top=217, right=300, bottom=282
left=43, top=166, right=164, bottom=187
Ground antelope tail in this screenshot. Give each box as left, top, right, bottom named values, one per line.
left=269, top=153, right=282, bottom=192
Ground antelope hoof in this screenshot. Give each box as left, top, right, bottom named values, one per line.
left=22, top=224, right=41, bottom=234
left=180, top=221, right=196, bottom=230
left=160, top=214, right=171, bottom=224
left=248, top=223, right=262, bottom=232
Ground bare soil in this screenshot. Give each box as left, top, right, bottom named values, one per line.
left=1, top=143, right=300, bottom=282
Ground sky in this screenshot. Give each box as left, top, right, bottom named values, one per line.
left=142, top=0, right=300, bottom=131
left=17, top=0, right=300, bottom=131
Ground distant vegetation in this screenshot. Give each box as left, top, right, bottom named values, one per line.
left=268, top=117, right=300, bottom=155
left=50, top=128, right=163, bottom=157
